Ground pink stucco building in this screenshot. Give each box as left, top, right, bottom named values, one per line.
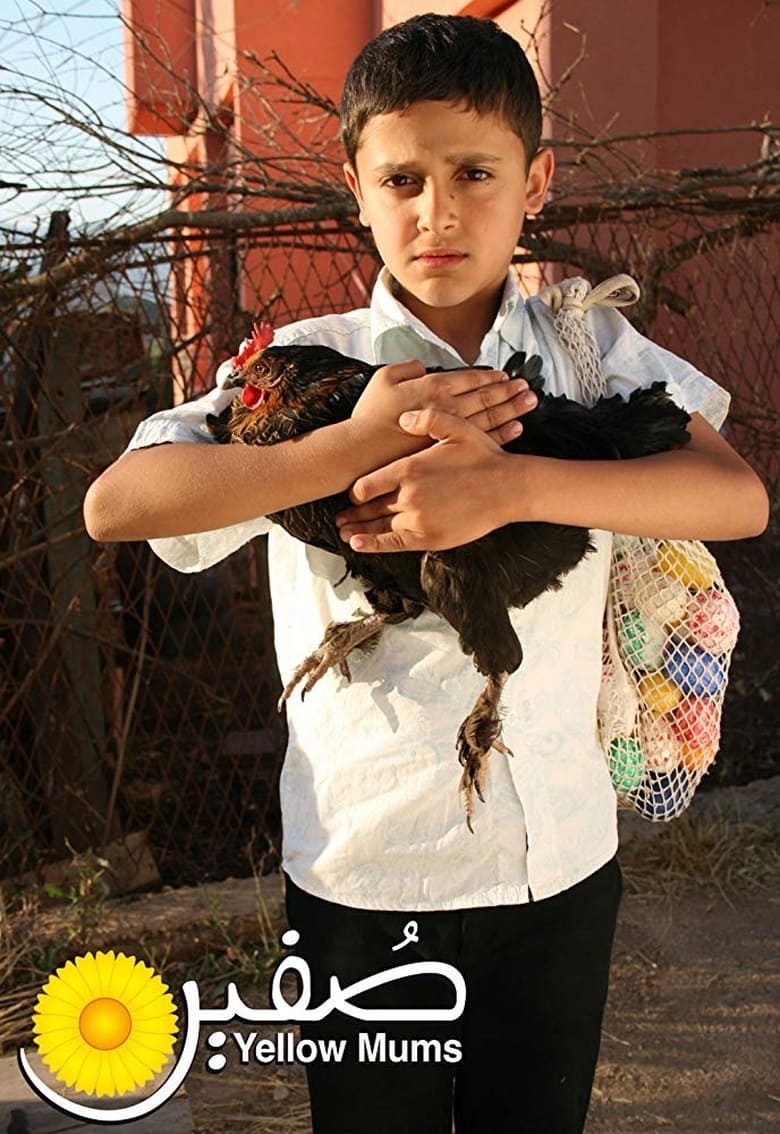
left=122, top=0, right=778, bottom=454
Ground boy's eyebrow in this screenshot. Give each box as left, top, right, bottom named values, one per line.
left=372, top=152, right=503, bottom=174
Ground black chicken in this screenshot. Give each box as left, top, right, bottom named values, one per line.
left=206, top=325, right=691, bottom=826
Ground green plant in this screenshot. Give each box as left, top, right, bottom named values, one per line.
left=42, top=845, right=111, bottom=948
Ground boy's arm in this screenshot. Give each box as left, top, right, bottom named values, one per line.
left=85, top=418, right=386, bottom=544
left=334, top=409, right=769, bottom=551
left=84, top=361, right=536, bottom=544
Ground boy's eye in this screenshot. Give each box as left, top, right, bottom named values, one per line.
left=463, top=168, right=490, bottom=182
left=382, top=173, right=415, bottom=188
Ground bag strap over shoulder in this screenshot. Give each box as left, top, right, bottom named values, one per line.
left=537, top=274, right=641, bottom=405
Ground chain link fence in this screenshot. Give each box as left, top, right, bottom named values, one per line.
left=1, top=105, right=777, bottom=889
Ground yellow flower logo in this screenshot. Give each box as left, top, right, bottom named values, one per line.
left=32, top=950, right=178, bottom=1097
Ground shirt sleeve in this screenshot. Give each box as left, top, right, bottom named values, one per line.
left=124, top=357, right=272, bottom=574
left=591, top=306, right=731, bottom=430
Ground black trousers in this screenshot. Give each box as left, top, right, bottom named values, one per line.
left=283, top=856, right=622, bottom=1134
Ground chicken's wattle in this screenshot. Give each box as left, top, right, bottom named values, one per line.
left=242, top=386, right=265, bottom=408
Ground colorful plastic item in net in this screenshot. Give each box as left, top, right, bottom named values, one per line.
left=600, top=535, right=739, bottom=817
left=539, top=276, right=740, bottom=820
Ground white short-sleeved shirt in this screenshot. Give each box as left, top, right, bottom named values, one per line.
left=126, top=270, right=729, bottom=911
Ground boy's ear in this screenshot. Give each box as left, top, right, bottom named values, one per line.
left=343, top=162, right=370, bottom=227
left=524, top=147, right=554, bottom=217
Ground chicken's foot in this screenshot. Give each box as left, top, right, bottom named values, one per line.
left=278, top=611, right=388, bottom=708
left=457, top=672, right=512, bottom=831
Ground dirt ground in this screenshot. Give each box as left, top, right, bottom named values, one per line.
left=8, top=785, right=776, bottom=1133
left=181, top=798, right=779, bottom=1133
left=588, top=889, right=778, bottom=1132
left=182, top=890, right=779, bottom=1134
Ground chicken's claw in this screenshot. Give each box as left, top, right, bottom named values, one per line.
left=277, top=612, right=386, bottom=709
left=456, top=673, right=511, bottom=831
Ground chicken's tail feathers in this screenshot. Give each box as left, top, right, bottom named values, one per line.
left=607, top=382, right=692, bottom=457
left=503, top=350, right=544, bottom=391
left=509, top=381, right=690, bottom=461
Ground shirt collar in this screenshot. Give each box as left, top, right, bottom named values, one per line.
left=369, top=267, right=528, bottom=364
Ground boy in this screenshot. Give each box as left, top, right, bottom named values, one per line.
left=84, top=14, right=768, bottom=1133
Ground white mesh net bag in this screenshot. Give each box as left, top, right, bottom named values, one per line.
left=540, top=276, right=740, bottom=820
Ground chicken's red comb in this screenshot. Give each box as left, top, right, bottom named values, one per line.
left=231, top=321, right=275, bottom=368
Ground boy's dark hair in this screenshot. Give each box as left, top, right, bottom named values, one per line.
left=341, top=14, right=542, bottom=171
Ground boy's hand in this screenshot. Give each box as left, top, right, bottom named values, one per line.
left=350, top=359, right=536, bottom=453
left=336, top=407, right=524, bottom=552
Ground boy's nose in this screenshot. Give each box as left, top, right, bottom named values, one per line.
left=416, top=182, right=457, bottom=233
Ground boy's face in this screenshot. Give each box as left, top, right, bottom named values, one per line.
left=343, top=99, right=553, bottom=342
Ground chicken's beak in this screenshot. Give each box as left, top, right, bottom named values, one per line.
left=223, top=369, right=246, bottom=389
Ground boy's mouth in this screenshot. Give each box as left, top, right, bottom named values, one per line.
left=415, top=249, right=466, bottom=268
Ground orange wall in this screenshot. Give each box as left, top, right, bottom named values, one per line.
left=379, top=2, right=778, bottom=171
left=122, top=0, right=198, bottom=135
left=656, top=0, right=777, bottom=169
left=547, top=1, right=778, bottom=166
left=543, top=1, right=778, bottom=474
left=124, top=0, right=377, bottom=394
left=123, top=0, right=777, bottom=407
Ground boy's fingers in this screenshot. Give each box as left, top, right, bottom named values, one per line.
left=348, top=465, right=404, bottom=505
left=431, top=368, right=509, bottom=397
left=380, top=359, right=427, bottom=383
left=422, top=377, right=534, bottom=431
left=380, top=366, right=533, bottom=429
left=489, top=420, right=525, bottom=445
left=395, top=366, right=509, bottom=401
left=466, top=388, right=536, bottom=433
left=451, top=377, right=528, bottom=411
left=338, top=516, right=395, bottom=542
left=336, top=497, right=396, bottom=527
left=398, top=406, right=484, bottom=442
left=347, top=530, right=409, bottom=554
